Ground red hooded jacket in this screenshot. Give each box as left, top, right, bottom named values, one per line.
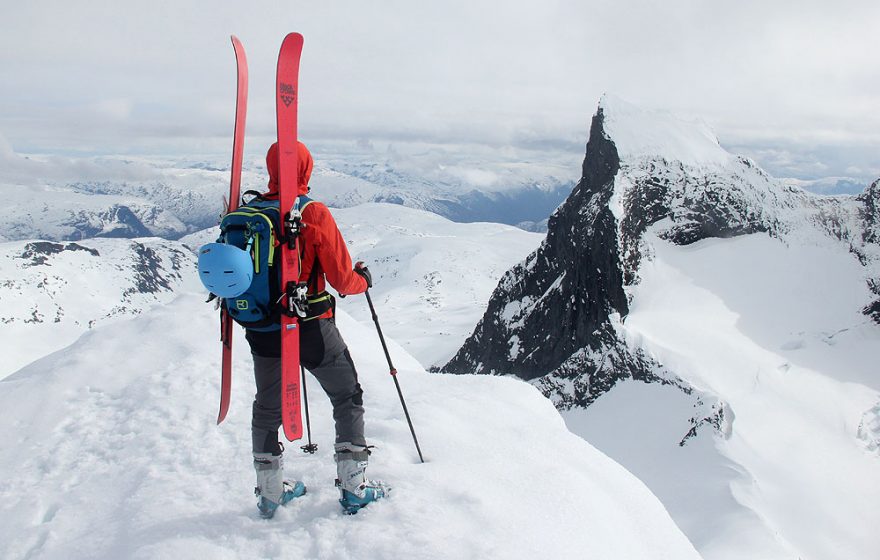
left=264, top=142, right=367, bottom=315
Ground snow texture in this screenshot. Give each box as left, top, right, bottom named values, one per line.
left=0, top=237, right=194, bottom=378
left=601, top=94, right=732, bottom=169
left=567, top=231, right=880, bottom=560
left=0, top=291, right=701, bottom=560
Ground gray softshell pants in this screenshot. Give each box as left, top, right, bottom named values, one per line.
left=247, top=317, right=366, bottom=454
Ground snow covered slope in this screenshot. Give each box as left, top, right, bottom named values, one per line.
left=443, top=96, right=880, bottom=560
left=566, top=232, right=880, bottom=560
left=0, top=237, right=196, bottom=379
left=0, top=293, right=702, bottom=560
left=615, top=233, right=880, bottom=560
left=336, top=204, right=543, bottom=367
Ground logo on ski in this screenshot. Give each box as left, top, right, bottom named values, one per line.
left=280, top=82, right=296, bottom=107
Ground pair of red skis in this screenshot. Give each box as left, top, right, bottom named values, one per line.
left=219, top=33, right=304, bottom=442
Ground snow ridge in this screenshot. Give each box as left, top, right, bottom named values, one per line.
left=0, top=291, right=701, bottom=560
left=601, top=94, right=732, bottom=168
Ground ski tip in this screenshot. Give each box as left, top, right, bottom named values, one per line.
left=282, top=32, right=304, bottom=45
left=231, top=35, right=247, bottom=56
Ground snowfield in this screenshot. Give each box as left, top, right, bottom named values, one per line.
left=0, top=292, right=701, bottom=560
left=565, top=231, right=880, bottom=560
left=0, top=237, right=195, bottom=379
left=336, top=204, right=543, bottom=368
left=627, top=232, right=879, bottom=559
left=552, top=97, right=880, bottom=560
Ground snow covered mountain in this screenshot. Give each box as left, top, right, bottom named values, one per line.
left=0, top=154, right=227, bottom=242
left=0, top=187, right=191, bottom=242
left=782, top=176, right=870, bottom=196
left=0, top=237, right=195, bottom=378
left=442, top=96, right=880, bottom=560
left=0, top=269, right=702, bottom=560
left=444, top=96, right=880, bottom=383
left=0, top=194, right=537, bottom=382
left=312, top=145, right=576, bottom=231
left=0, top=146, right=575, bottom=243
left=336, top=204, right=543, bottom=367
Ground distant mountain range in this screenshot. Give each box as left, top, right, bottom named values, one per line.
left=0, top=148, right=578, bottom=242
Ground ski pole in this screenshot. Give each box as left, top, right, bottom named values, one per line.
left=300, top=365, right=317, bottom=454
left=364, top=288, right=425, bottom=463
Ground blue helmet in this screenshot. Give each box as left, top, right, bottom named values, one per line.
left=198, top=243, right=254, bottom=298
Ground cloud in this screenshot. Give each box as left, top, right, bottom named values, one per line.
left=88, top=98, right=134, bottom=121
left=0, top=0, right=878, bottom=182
left=729, top=140, right=880, bottom=182
left=0, top=130, right=166, bottom=186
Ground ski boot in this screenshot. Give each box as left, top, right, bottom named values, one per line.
left=254, top=452, right=306, bottom=519
left=334, top=442, right=391, bottom=515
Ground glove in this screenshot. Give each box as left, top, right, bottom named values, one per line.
left=354, top=261, right=373, bottom=288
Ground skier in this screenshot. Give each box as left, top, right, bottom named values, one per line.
left=247, top=141, right=390, bottom=518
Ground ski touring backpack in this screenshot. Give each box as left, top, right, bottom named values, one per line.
left=208, top=191, right=332, bottom=332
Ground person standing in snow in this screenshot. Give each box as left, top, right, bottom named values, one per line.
left=248, top=141, right=389, bottom=518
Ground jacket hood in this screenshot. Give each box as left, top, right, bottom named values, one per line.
left=266, top=141, right=313, bottom=196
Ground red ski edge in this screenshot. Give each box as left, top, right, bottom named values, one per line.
left=276, top=32, right=305, bottom=442
left=218, top=34, right=249, bottom=425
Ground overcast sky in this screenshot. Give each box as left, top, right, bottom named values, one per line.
left=1, top=0, right=878, bottom=182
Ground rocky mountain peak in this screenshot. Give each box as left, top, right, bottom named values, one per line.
left=441, top=107, right=627, bottom=382
left=442, top=97, right=880, bottom=408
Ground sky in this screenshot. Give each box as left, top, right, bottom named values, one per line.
left=1, top=0, right=878, bottom=183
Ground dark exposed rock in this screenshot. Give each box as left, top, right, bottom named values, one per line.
left=442, top=100, right=880, bottom=408
left=124, top=242, right=186, bottom=298
left=856, top=179, right=880, bottom=324
left=442, top=108, right=628, bottom=380
left=615, top=157, right=788, bottom=286
left=18, top=242, right=100, bottom=266
left=62, top=204, right=153, bottom=240
left=679, top=399, right=728, bottom=447
left=3, top=239, right=192, bottom=329
left=532, top=325, right=679, bottom=409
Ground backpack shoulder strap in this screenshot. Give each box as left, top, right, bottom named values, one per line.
left=245, top=198, right=281, bottom=211
left=294, top=195, right=322, bottom=294
left=296, top=194, right=316, bottom=214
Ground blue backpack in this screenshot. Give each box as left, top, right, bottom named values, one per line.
left=217, top=192, right=327, bottom=332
